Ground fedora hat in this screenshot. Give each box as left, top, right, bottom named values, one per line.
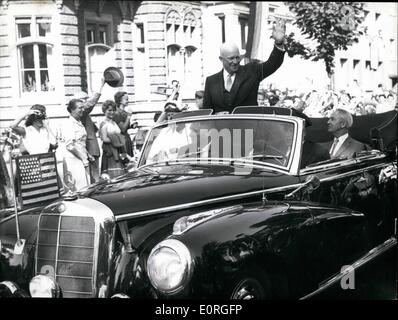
left=104, top=67, right=124, bottom=87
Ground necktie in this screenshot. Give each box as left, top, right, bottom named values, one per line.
left=330, top=138, right=339, bottom=156
left=225, top=74, right=233, bottom=92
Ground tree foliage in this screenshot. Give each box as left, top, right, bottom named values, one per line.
left=284, top=2, right=366, bottom=76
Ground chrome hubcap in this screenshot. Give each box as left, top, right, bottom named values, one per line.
left=231, top=278, right=263, bottom=300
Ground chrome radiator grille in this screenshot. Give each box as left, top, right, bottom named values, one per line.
left=36, top=214, right=96, bottom=298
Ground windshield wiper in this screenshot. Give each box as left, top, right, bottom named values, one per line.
left=236, top=154, right=284, bottom=161
left=137, top=166, right=159, bottom=174
left=231, top=154, right=283, bottom=164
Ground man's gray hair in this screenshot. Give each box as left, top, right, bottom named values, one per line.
left=335, top=108, right=353, bottom=128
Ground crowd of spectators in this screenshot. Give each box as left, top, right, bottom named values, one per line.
left=257, top=84, right=397, bottom=117
left=0, top=81, right=140, bottom=200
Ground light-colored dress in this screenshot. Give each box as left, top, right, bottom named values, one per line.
left=62, top=116, right=90, bottom=192
left=100, top=118, right=125, bottom=178
left=23, top=126, right=54, bottom=155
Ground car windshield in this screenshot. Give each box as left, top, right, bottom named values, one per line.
left=140, top=118, right=296, bottom=168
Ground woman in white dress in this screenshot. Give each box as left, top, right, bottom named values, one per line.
left=99, top=100, right=126, bottom=178
left=62, top=99, right=93, bottom=192
left=10, top=104, right=57, bottom=155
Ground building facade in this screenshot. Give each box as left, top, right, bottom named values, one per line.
left=334, top=2, right=397, bottom=93
left=0, top=0, right=204, bottom=129
left=0, top=1, right=396, bottom=129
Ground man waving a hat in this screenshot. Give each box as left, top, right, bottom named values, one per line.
left=72, top=78, right=106, bottom=183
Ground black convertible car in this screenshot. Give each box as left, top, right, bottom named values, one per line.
left=0, top=107, right=396, bottom=299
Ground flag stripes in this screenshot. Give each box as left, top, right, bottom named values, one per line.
left=22, top=185, right=59, bottom=198
left=16, top=153, right=60, bottom=208
left=23, top=193, right=60, bottom=205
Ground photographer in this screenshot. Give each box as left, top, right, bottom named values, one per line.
left=10, top=104, right=57, bottom=155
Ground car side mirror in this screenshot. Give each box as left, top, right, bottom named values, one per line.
left=285, top=175, right=320, bottom=199
left=306, top=175, right=321, bottom=190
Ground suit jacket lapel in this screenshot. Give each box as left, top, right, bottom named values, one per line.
left=335, top=137, right=351, bottom=158
left=229, top=68, right=249, bottom=105
left=215, top=70, right=224, bottom=106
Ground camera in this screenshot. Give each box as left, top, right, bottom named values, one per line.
left=32, top=110, right=46, bottom=120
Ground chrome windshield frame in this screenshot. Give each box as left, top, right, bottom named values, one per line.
left=138, top=114, right=304, bottom=175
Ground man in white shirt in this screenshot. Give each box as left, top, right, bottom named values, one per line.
left=327, top=109, right=368, bottom=159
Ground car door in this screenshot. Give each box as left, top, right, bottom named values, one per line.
left=263, top=206, right=338, bottom=298
left=299, top=159, right=395, bottom=243
left=309, top=207, right=371, bottom=278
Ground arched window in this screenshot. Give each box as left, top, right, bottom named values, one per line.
left=165, top=9, right=201, bottom=97
left=184, top=45, right=198, bottom=88
left=183, top=12, right=196, bottom=44
left=167, top=44, right=183, bottom=82
left=84, top=12, right=114, bottom=98
left=16, top=16, right=55, bottom=95
left=165, top=10, right=181, bottom=44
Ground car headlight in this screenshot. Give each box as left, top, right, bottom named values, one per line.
left=29, top=275, right=61, bottom=298
left=147, top=239, right=192, bottom=294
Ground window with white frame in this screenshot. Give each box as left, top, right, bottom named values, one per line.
left=84, top=16, right=114, bottom=95
left=184, top=45, right=199, bottom=85
left=86, top=22, right=110, bottom=45
left=87, top=44, right=113, bottom=93
left=167, top=44, right=183, bottom=82
left=16, top=16, right=55, bottom=94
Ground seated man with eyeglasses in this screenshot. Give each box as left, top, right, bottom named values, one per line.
left=202, top=20, right=287, bottom=114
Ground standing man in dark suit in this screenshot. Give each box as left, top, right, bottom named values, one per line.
left=327, top=108, right=368, bottom=159
left=202, top=20, right=287, bottom=113
left=73, top=78, right=106, bottom=183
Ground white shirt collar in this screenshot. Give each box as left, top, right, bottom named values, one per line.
left=69, top=115, right=83, bottom=126
left=336, top=133, right=349, bottom=143
left=223, top=69, right=236, bottom=83
left=331, top=133, right=349, bottom=156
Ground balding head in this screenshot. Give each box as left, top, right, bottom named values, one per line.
left=220, top=42, right=240, bottom=58
left=334, top=109, right=353, bottom=128
left=327, top=108, right=353, bottom=137
left=219, top=42, right=242, bottom=74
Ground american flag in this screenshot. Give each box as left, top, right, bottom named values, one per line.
left=16, top=152, right=60, bottom=208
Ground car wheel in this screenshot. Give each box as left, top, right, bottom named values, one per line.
left=230, top=271, right=270, bottom=300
